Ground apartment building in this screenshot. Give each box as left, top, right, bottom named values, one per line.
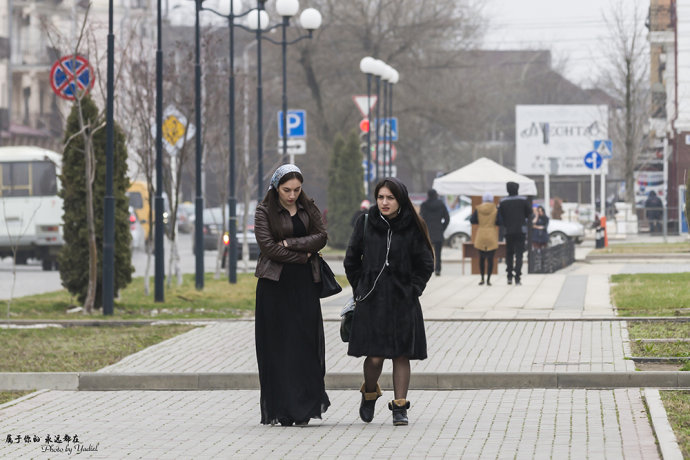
left=0, top=0, right=153, bottom=149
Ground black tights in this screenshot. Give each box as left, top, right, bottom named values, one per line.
left=363, top=356, right=410, bottom=400
left=479, top=250, right=495, bottom=279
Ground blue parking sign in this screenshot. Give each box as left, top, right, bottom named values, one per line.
left=277, top=110, right=307, bottom=139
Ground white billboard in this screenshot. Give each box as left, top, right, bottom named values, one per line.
left=516, top=105, right=609, bottom=175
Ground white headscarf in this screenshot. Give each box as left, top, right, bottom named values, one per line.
left=482, top=192, right=493, bottom=203
left=269, top=164, right=301, bottom=190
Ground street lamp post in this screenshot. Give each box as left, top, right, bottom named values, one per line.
left=271, top=1, right=322, bottom=162
left=103, top=0, right=115, bottom=314
left=246, top=4, right=269, bottom=200
left=359, top=56, right=377, bottom=197
left=372, top=59, right=384, bottom=183
left=380, top=65, right=391, bottom=177
left=154, top=0, right=165, bottom=301
left=194, top=0, right=204, bottom=290
left=388, top=68, right=399, bottom=177
left=202, top=0, right=250, bottom=284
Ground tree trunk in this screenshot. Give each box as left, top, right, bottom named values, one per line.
left=625, top=57, right=635, bottom=207
left=83, top=137, right=98, bottom=314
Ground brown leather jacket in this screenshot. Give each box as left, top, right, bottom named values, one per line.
left=254, top=199, right=327, bottom=282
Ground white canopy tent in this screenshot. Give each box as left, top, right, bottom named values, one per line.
left=432, top=157, right=537, bottom=197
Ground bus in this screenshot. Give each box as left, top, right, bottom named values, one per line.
left=0, top=146, right=63, bottom=270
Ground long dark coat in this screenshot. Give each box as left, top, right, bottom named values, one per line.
left=344, top=206, right=434, bottom=359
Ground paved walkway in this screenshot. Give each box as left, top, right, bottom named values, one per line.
left=1, top=244, right=688, bottom=459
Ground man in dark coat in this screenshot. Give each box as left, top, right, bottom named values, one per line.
left=420, top=189, right=450, bottom=276
left=497, top=181, right=531, bottom=285
left=645, top=191, right=663, bottom=233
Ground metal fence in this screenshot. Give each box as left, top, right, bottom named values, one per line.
left=528, top=238, right=575, bottom=274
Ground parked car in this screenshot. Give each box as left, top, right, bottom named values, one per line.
left=193, top=207, right=259, bottom=259
left=443, top=206, right=584, bottom=248
left=176, top=201, right=195, bottom=234
left=443, top=207, right=473, bottom=248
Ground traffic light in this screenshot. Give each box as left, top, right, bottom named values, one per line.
left=360, top=130, right=368, bottom=156
left=359, top=118, right=370, bottom=133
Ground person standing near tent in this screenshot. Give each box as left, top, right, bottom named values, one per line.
left=497, top=181, right=531, bottom=285
left=420, top=189, right=450, bottom=276
left=470, top=192, right=500, bottom=286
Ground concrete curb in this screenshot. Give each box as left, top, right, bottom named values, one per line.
left=645, top=389, right=685, bottom=460
left=1, top=372, right=689, bottom=391
left=585, top=253, right=690, bottom=261
left=3, top=317, right=690, bottom=327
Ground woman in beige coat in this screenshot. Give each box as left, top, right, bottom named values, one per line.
left=469, top=193, right=501, bottom=286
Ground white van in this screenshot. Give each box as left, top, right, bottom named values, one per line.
left=0, top=146, right=63, bottom=270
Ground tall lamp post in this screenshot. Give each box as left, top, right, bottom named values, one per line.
left=372, top=59, right=385, bottom=183
left=246, top=4, right=270, bottom=200
left=270, top=0, right=322, bottom=161
left=202, top=0, right=251, bottom=284
left=380, top=65, right=392, bottom=177
left=103, top=0, right=115, bottom=314
left=154, top=0, right=165, bottom=301
left=388, top=68, right=399, bottom=177
left=359, top=56, right=377, bottom=198
left=193, top=0, right=205, bottom=290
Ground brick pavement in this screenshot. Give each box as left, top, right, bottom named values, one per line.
left=0, top=389, right=659, bottom=459
left=1, top=257, right=686, bottom=459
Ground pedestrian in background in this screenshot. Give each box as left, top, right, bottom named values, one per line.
left=497, top=181, right=531, bottom=285
left=531, top=205, right=549, bottom=250
left=254, top=164, right=330, bottom=426
left=470, top=192, right=500, bottom=286
left=344, top=177, right=434, bottom=426
left=645, top=191, right=663, bottom=233
left=351, top=199, right=371, bottom=227
left=420, top=189, right=450, bottom=276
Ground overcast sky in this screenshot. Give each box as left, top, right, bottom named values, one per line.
left=168, top=0, right=647, bottom=89
left=482, top=0, right=648, bottom=88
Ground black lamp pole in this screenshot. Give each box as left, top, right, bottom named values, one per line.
left=154, top=0, right=165, bottom=302
left=194, top=0, right=204, bottom=290
left=227, top=2, right=238, bottom=284
left=102, top=0, right=115, bottom=315
left=388, top=81, right=394, bottom=177
left=280, top=15, right=289, bottom=158
left=366, top=73, right=372, bottom=197
left=255, top=0, right=265, bottom=200
left=381, top=78, right=389, bottom=177
left=374, top=75, right=381, bottom=182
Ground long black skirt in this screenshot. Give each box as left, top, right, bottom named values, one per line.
left=255, top=263, right=330, bottom=425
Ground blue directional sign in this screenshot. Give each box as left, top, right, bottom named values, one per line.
left=362, top=160, right=375, bottom=182
left=277, top=109, right=307, bottom=139
left=594, top=139, right=613, bottom=159
left=375, top=117, right=398, bottom=141
left=584, top=151, right=602, bottom=170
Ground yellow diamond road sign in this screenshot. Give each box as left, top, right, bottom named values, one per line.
left=163, top=115, right=185, bottom=146
left=152, top=106, right=196, bottom=155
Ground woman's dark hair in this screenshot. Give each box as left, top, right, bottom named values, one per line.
left=261, top=171, right=313, bottom=240
left=375, top=178, right=433, bottom=252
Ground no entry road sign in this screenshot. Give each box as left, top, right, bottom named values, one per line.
left=50, top=55, right=95, bottom=101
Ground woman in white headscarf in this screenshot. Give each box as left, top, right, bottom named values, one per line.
left=469, top=192, right=501, bottom=286
left=254, top=164, right=330, bottom=426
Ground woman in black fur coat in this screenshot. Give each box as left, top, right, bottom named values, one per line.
left=344, top=177, right=434, bottom=426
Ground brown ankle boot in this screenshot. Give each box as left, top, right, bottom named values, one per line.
left=388, top=399, right=410, bottom=426
left=359, top=383, right=382, bottom=423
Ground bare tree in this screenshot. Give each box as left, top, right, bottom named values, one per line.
left=598, top=0, right=650, bottom=206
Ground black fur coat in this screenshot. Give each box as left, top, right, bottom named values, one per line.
left=344, top=206, right=434, bottom=359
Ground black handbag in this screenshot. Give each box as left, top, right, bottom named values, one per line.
left=340, top=297, right=356, bottom=342
left=319, top=256, right=342, bottom=298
